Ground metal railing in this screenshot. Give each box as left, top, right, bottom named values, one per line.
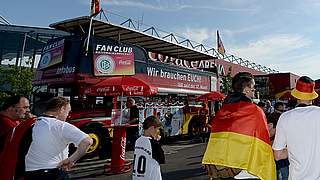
left=93, top=9, right=278, bottom=74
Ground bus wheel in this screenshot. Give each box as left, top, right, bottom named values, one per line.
left=82, top=128, right=103, bottom=159
left=98, top=129, right=112, bottom=160
left=68, top=128, right=111, bottom=160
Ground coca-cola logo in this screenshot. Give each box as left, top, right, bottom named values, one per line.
left=119, top=60, right=132, bottom=65
left=96, top=87, right=111, bottom=93
left=120, top=137, right=126, bottom=160
left=125, top=86, right=143, bottom=91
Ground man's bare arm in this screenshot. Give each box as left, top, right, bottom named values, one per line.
left=58, top=137, right=93, bottom=171
left=273, top=149, right=288, bottom=161
left=128, top=117, right=139, bottom=125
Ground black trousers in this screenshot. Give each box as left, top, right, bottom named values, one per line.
left=25, top=168, right=69, bottom=180
left=126, top=126, right=139, bottom=150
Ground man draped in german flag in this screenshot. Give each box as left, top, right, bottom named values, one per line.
left=202, top=72, right=276, bottom=180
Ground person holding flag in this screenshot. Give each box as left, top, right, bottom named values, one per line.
left=202, top=72, right=276, bottom=180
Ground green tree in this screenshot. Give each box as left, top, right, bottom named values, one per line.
left=220, top=66, right=232, bottom=95
left=0, top=66, right=34, bottom=100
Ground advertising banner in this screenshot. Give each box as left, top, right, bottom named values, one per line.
left=171, top=107, right=183, bottom=136
left=160, top=106, right=184, bottom=137
left=211, top=76, right=217, bottom=91
left=38, top=39, right=65, bottom=69
left=148, top=51, right=225, bottom=76
left=135, top=65, right=211, bottom=92
left=93, top=44, right=135, bottom=76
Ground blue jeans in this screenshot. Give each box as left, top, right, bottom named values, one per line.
left=277, top=166, right=289, bottom=180
left=276, top=158, right=289, bottom=180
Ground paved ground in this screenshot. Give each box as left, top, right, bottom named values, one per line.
left=69, top=139, right=210, bottom=180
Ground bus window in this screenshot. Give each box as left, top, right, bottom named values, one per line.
left=49, top=88, right=56, bottom=95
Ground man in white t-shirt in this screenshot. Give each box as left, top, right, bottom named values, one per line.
left=273, top=76, right=320, bottom=179
left=132, top=116, right=165, bottom=180
left=25, top=96, right=93, bottom=180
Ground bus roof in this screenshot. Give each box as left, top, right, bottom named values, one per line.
left=50, top=16, right=218, bottom=61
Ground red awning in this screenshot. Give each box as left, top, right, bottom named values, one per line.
left=84, top=76, right=157, bottom=96
left=196, top=91, right=225, bottom=101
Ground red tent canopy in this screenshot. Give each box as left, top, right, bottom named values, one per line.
left=196, top=91, right=225, bottom=101
left=84, top=76, right=157, bottom=96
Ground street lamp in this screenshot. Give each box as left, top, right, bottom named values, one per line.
left=19, top=30, right=34, bottom=67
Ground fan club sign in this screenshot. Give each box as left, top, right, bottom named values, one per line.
left=93, top=44, right=135, bottom=76
left=39, top=39, right=65, bottom=69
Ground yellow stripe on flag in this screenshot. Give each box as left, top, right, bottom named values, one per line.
left=202, top=132, right=276, bottom=180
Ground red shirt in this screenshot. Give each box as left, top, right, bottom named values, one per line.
left=0, top=118, right=35, bottom=179
left=0, top=114, right=19, bottom=152
left=0, top=114, right=19, bottom=136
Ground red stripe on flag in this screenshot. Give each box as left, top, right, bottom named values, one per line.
left=211, top=101, right=270, bottom=144
left=91, top=0, right=100, bottom=16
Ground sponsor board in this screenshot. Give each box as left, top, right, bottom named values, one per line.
left=94, top=44, right=135, bottom=76
left=144, top=66, right=210, bottom=91
left=148, top=51, right=225, bottom=76
left=39, top=39, right=65, bottom=69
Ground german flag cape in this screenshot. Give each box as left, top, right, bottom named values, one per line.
left=202, top=101, right=276, bottom=180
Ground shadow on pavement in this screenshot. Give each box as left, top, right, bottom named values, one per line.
left=162, top=167, right=208, bottom=180
left=69, top=170, right=104, bottom=180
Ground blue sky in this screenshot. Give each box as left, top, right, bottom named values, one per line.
left=2, top=0, right=320, bottom=79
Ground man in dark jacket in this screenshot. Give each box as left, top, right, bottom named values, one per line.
left=126, top=98, right=140, bottom=150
